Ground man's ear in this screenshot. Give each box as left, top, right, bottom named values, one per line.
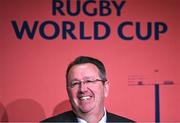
left=104, top=81, right=109, bottom=98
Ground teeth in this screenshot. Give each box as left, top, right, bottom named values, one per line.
left=80, top=96, right=90, bottom=100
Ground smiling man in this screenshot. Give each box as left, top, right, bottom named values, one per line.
left=42, top=56, right=134, bottom=123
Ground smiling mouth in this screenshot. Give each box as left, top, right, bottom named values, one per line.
left=79, top=96, right=91, bottom=101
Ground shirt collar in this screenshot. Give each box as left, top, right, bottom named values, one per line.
left=77, top=108, right=107, bottom=123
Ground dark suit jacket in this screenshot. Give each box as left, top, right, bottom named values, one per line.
left=41, top=110, right=134, bottom=122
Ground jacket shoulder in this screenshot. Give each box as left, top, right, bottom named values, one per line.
left=107, top=112, right=135, bottom=122
left=41, top=111, right=77, bottom=122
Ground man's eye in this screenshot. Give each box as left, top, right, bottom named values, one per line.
left=72, top=82, right=79, bottom=85
left=86, top=80, right=95, bottom=83
left=71, top=82, right=79, bottom=86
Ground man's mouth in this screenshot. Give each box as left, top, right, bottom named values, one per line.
left=79, top=96, right=92, bottom=101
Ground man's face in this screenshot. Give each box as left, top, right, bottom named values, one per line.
left=66, top=63, right=109, bottom=115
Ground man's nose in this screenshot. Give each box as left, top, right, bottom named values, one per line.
left=79, top=82, right=88, bottom=92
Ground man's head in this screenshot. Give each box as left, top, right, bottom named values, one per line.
left=66, top=56, right=109, bottom=117
left=66, top=56, right=107, bottom=83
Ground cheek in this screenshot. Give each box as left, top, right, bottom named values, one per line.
left=92, top=86, right=105, bottom=98
left=68, top=89, right=78, bottom=100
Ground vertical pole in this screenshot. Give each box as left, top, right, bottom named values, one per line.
left=155, top=84, right=160, bottom=123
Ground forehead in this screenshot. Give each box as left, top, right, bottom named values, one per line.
left=68, top=63, right=100, bottom=80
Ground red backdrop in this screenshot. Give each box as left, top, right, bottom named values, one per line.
left=1, top=0, right=180, bottom=122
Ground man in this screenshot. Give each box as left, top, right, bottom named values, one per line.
left=42, top=56, right=134, bottom=122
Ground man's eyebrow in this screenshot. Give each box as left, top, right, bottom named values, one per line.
left=69, top=78, right=80, bottom=82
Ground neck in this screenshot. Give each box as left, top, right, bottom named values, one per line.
left=75, top=108, right=105, bottom=123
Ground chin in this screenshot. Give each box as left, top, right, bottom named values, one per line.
left=79, top=104, right=95, bottom=113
